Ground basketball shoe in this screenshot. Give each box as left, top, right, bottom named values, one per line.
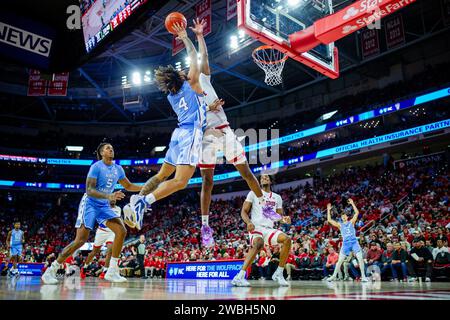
left=201, top=225, right=215, bottom=248
left=104, top=267, right=127, bottom=283
left=231, top=275, right=250, bottom=287
left=41, top=262, right=59, bottom=285
left=129, top=195, right=148, bottom=230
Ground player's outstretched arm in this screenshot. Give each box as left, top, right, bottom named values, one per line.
left=327, top=203, right=340, bottom=229
left=348, top=198, right=359, bottom=225
left=119, top=177, right=143, bottom=192
left=172, top=23, right=201, bottom=91
left=241, top=201, right=255, bottom=232
left=86, top=177, right=125, bottom=202
left=190, top=18, right=210, bottom=75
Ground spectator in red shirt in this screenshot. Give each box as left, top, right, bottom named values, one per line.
left=285, top=250, right=297, bottom=281
left=323, top=247, right=338, bottom=279
left=257, top=250, right=270, bottom=280
left=365, top=242, right=383, bottom=273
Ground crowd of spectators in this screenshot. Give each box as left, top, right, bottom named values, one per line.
left=1, top=156, right=449, bottom=281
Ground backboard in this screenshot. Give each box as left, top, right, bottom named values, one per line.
left=238, top=0, right=340, bottom=78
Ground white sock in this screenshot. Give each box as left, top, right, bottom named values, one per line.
left=110, top=257, right=119, bottom=269
left=201, top=215, right=209, bottom=226
left=103, top=267, right=108, bottom=272
left=144, top=193, right=156, bottom=206
left=275, top=266, right=284, bottom=274
left=238, top=270, right=246, bottom=279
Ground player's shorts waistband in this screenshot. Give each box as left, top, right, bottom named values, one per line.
left=214, top=124, right=229, bottom=130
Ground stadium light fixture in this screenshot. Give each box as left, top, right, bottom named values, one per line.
left=65, top=146, right=84, bottom=152
left=321, top=110, right=338, bottom=120
left=153, top=146, right=166, bottom=152
left=288, top=0, right=301, bottom=7
left=132, top=72, right=141, bottom=85
left=230, top=35, right=239, bottom=49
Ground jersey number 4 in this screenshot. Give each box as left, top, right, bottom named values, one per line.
left=178, top=97, right=188, bottom=111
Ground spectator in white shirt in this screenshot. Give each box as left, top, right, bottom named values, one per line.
left=432, top=239, right=450, bottom=260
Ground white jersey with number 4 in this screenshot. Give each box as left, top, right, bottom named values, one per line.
left=245, top=190, right=283, bottom=229
left=199, top=73, right=228, bottom=129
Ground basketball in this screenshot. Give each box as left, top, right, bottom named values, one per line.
left=165, top=12, right=187, bottom=34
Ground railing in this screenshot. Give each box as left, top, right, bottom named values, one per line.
left=361, top=194, right=409, bottom=235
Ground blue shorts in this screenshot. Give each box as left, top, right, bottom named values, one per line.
left=340, top=240, right=361, bottom=256
left=10, top=245, right=22, bottom=256
left=164, top=127, right=203, bottom=166
left=75, top=194, right=118, bottom=230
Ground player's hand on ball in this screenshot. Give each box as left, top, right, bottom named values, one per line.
left=173, top=22, right=187, bottom=40
left=110, top=191, right=125, bottom=202
left=189, top=18, right=206, bottom=36
left=247, top=222, right=255, bottom=232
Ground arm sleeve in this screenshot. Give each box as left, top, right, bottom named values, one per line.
left=245, top=192, right=255, bottom=203
left=87, top=164, right=99, bottom=179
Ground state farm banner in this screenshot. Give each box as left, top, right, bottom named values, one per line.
left=360, top=28, right=380, bottom=59
left=442, top=0, right=450, bottom=26
left=172, top=35, right=185, bottom=56
left=385, top=14, right=405, bottom=49
left=48, top=72, right=69, bottom=96
left=27, top=69, right=47, bottom=96
left=196, top=0, right=211, bottom=37
left=227, top=0, right=237, bottom=21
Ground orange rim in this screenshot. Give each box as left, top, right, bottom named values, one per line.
left=252, top=45, right=288, bottom=65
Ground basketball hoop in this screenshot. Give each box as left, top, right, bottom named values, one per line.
left=252, top=45, right=288, bottom=86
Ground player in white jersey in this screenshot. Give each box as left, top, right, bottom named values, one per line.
left=131, top=19, right=275, bottom=247
left=232, top=174, right=292, bottom=287
left=80, top=204, right=121, bottom=280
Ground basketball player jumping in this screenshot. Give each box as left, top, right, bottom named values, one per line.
left=81, top=204, right=121, bottom=280
left=42, top=143, right=142, bottom=284
left=232, top=174, right=292, bottom=287
left=129, top=19, right=274, bottom=248
left=326, top=199, right=368, bottom=282
left=128, top=22, right=208, bottom=229
left=6, top=221, right=24, bottom=278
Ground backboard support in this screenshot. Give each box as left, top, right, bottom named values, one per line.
left=238, top=0, right=417, bottom=80
left=238, top=0, right=340, bottom=79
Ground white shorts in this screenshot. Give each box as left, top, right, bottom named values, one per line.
left=248, top=226, right=283, bottom=246
left=93, top=227, right=115, bottom=248
left=199, top=126, right=246, bottom=169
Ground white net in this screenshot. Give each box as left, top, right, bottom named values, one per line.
left=252, top=46, right=287, bottom=86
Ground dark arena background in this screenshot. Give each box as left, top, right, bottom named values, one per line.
left=0, top=0, right=449, bottom=313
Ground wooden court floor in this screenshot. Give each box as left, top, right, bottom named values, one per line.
left=1, top=277, right=449, bottom=300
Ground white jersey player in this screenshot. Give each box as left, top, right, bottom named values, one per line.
left=232, top=174, right=292, bottom=287
left=194, top=18, right=274, bottom=248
